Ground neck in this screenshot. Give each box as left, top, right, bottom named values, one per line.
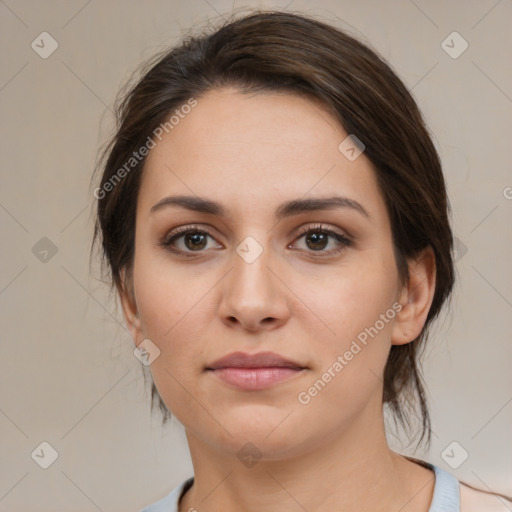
left=178, top=401, right=435, bottom=512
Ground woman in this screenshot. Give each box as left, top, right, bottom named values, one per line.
left=91, top=10, right=511, bottom=512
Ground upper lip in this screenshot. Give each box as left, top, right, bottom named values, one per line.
left=206, top=351, right=306, bottom=370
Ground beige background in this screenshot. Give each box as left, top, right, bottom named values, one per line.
left=1, top=0, right=511, bottom=510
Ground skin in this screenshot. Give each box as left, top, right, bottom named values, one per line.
left=120, top=87, right=437, bottom=511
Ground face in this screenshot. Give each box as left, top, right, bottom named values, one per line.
left=122, top=87, right=409, bottom=460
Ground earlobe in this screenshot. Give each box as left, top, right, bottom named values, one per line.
left=391, top=247, right=436, bottom=346
left=118, top=267, right=141, bottom=342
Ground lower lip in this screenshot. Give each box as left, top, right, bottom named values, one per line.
left=207, top=367, right=305, bottom=390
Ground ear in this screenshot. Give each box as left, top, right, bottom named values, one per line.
left=391, top=246, right=436, bottom=346
left=118, top=266, right=141, bottom=343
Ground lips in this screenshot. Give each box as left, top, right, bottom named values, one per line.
left=205, top=351, right=306, bottom=370
left=205, top=351, right=307, bottom=391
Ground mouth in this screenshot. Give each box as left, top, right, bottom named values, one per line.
left=205, top=351, right=307, bottom=391
left=206, top=367, right=306, bottom=390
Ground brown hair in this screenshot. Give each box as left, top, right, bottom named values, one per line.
left=90, top=10, right=455, bottom=449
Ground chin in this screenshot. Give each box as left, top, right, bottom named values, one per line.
left=215, top=412, right=309, bottom=456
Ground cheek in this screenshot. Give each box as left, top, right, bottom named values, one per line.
left=132, top=249, right=210, bottom=365
left=300, top=250, right=398, bottom=347
left=132, top=258, right=213, bottom=425
left=291, top=275, right=396, bottom=433
left=292, top=249, right=398, bottom=401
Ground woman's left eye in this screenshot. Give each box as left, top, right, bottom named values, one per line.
left=291, top=224, right=352, bottom=255
left=160, top=223, right=351, bottom=256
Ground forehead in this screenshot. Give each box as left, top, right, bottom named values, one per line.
left=138, top=87, right=386, bottom=223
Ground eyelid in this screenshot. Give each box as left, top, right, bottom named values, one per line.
left=293, top=222, right=351, bottom=241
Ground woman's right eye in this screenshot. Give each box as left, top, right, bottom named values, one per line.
left=160, top=226, right=220, bottom=254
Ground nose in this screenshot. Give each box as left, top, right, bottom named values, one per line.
left=217, top=239, right=291, bottom=333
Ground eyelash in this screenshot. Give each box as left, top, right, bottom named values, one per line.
left=160, top=223, right=352, bottom=258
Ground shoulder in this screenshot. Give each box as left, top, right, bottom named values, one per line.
left=460, top=481, right=512, bottom=512
left=404, top=457, right=511, bottom=512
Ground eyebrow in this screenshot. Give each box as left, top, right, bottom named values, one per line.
left=150, top=194, right=370, bottom=220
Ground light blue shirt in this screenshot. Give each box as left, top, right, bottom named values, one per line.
left=141, top=464, right=460, bottom=511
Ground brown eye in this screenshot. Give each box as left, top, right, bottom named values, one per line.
left=304, top=231, right=329, bottom=251
left=182, top=231, right=208, bottom=251
left=161, top=226, right=219, bottom=254
left=292, top=224, right=352, bottom=256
